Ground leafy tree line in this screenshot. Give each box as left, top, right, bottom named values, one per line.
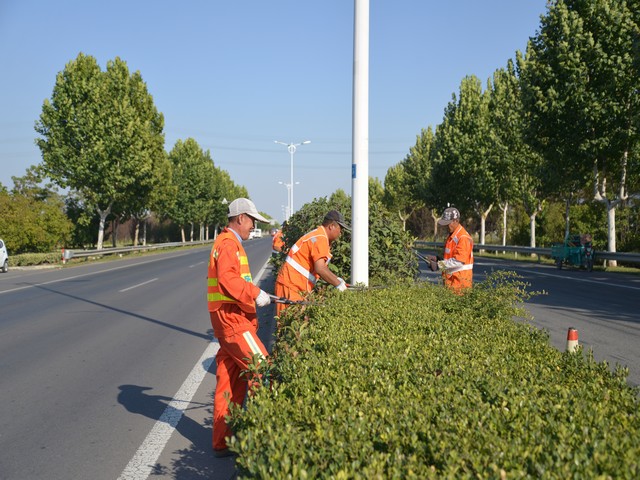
left=382, top=0, right=640, bottom=260
left=0, top=52, right=259, bottom=254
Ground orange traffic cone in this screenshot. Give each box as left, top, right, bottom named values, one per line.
left=566, top=327, right=579, bottom=353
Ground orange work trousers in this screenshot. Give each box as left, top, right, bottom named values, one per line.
left=210, top=312, right=268, bottom=451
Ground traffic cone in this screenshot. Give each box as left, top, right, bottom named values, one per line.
left=566, top=327, right=579, bottom=353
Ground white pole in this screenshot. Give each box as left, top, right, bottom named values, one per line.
left=289, top=144, right=295, bottom=214
left=351, top=0, right=369, bottom=286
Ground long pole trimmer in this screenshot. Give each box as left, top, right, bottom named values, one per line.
left=268, top=294, right=315, bottom=306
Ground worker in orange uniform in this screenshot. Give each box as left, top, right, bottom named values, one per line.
left=207, top=198, right=272, bottom=457
left=271, top=223, right=286, bottom=254
left=427, top=207, right=474, bottom=293
left=274, top=210, right=349, bottom=316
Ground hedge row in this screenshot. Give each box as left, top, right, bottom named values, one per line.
left=229, top=272, right=640, bottom=479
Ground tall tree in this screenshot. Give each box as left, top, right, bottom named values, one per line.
left=35, top=53, right=165, bottom=249
left=430, top=76, right=497, bottom=244
left=489, top=59, right=546, bottom=247
left=385, top=127, right=435, bottom=232
left=520, top=0, right=640, bottom=262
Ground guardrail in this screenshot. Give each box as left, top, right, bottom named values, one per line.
left=414, top=241, right=640, bottom=265
left=62, top=240, right=213, bottom=263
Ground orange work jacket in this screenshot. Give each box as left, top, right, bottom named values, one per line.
left=442, top=224, right=474, bottom=292
left=207, top=229, right=260, bottom=336
left=272, top=230, right=285, bottom=252
left=276, top=225, right=331, bottom=294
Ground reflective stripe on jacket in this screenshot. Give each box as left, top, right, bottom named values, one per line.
left=276, top=225, right=331, bottom=293
left=207, top=229, right=257, bottom=313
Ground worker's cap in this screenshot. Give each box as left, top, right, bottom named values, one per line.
left=227, top=198, right=268, bottom=223
left=437, top=207, right=460, bottom=226
left=324, top=210, right=350, bottom=231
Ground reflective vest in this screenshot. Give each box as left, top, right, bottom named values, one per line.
left=278, top=226, right=331, bottom=293
left=443, top=224, right=474, bottom=291
left=207, top=230, right=255, bottom=313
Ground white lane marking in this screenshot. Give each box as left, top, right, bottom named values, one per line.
left=117, top=257, right=270, bottom=480
left=189, top=261, right=206, bottom=268
left=117, top=341, right=220, bottom=480
left=119, top=278, right=158, bottom=293
left=0, top=251, right=199, bottom=296
left=514, top=268, right=640, bottom=291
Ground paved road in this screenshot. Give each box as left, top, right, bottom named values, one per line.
left=0, top=238, right=275, bottom=480
left=1, top=241, right=638, bottom=479
left=419, top=253, right=640, bottom=386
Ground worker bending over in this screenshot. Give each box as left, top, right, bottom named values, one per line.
left=274, top=210, right=349, bottom=315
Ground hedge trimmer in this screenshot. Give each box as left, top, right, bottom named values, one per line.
left=268, top=294, right=315, bottom=306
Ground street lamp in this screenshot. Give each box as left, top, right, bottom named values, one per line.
left=274, top=140, right=310, bottom=217
left=278, top=181, right=299, bottom=221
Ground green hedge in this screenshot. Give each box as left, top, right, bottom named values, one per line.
left=229, top=272, right=640, bottom=479
left=9, top=252, right=62, bottom=266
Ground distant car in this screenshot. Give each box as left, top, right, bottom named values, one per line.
left=0, top=239, right=8, bottom=273
left=249, top=228, right=262, bottom=239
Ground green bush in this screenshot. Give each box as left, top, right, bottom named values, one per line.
left=272, top=193, right=418, bottom=284
left=229, top=272, right=640, bottom=479
left=9, top=252, right=62, bottom=266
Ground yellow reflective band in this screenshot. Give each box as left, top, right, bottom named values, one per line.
left=207, top=292, right=236, bottom=302
left=208, top=278, right=219, bottom=287
left=239, top=256, right=249, bottom=265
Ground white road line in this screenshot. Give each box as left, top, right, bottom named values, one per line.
left=516, top=268, right=640, bottom=291
left=189, top=261, right=206, bottom=268
left=117, top=257, right=270, bottom=480
left=117, top=341, right=220, bottom=480
left=119, top=278, right=158, bottom=293
left=0, top=252, right=196, bottom=296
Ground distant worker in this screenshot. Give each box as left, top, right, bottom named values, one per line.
left=271, top=222, right=286, bottom=254
left=207, top=198, right=272, bottom=457
left=274, top=210, right=349, bottom=315
left=427, top=207, right=474, bottom=293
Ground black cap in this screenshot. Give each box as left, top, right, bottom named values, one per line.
left=324, top=210, right=350, bottom=231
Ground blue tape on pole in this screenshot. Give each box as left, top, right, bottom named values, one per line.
left=352, top=164, right=356, bottom=178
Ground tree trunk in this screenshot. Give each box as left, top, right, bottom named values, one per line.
left=431, top=209, right=438, bottom=242
left=190, top=223, right=194, bottom=242
left=142, top=221, right=147, bottom=246
left=181, top=227, right=186, bottom=243
left=479, top=204, right=493, bottom=247
left=96, top=207, right=111, bottom=250
left=564, top=197, right=571, bottom=243
left=111, top=219, right=118, bottom=248
left=500, top=202, right=508, bottom=247
left=133, top=219, right=140, bottom=247
left=606, top=203, right=617, bottom=268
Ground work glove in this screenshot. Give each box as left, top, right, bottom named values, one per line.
left=437, top=260, right=447, bottom=272
left=335, top=278, right=348, bottom=292
left=256, top=290, right=271, bottom=307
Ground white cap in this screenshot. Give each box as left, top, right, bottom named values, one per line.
left=227, top=198, right=268, bottom=223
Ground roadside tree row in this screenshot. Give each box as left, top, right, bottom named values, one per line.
left=383, top=0, right=640, bottom=260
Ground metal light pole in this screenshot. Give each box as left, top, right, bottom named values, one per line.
left=275, top=140, right=310, bottom=217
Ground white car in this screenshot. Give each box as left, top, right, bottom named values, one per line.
left=249, top=228, right=262, bottom=239
left=0, top=239, right=8, bottom=273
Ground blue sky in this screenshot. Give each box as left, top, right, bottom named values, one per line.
left=0, top=1, right=548, bottom=222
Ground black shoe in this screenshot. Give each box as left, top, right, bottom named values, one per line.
left=213, top=448, right=236, bottom=458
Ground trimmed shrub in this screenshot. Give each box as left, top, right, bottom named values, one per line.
left=272, top=194, right=418, bottom=284
left=229, top=272, right=640, bottom=479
